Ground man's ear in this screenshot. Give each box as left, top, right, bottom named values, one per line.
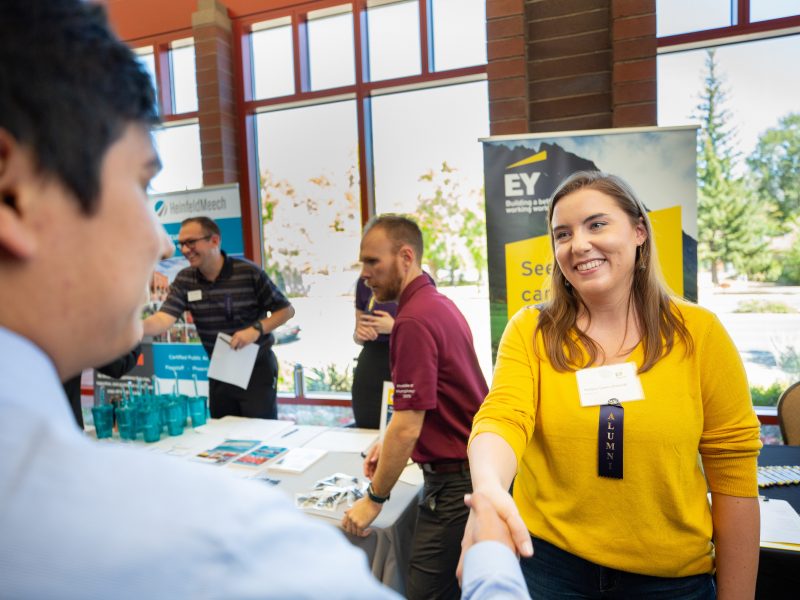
left=0, top=129, right=37, bottom=259
left=398, top=244, right=415, bottom=268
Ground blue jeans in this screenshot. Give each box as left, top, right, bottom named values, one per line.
left=521, top=536, right=716, bottom=599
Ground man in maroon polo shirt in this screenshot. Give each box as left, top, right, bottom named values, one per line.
left=342, top=215, right=488, bottom=600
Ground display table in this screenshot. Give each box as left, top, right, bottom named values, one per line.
left=93, top=417, right=422, bottom=594
left=756, top=445, right=800, bottom=599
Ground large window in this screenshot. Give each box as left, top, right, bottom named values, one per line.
left=255, top=100, right=362, bottom=401
left=239, top=0, right=488, bottom=422
left=150, top=124, right=203, bottom=193
left=134, top=37, right=202, bottom=193
left=658, top=3, right=800, bottom=442
left=372, top=81, right=491, bottom=377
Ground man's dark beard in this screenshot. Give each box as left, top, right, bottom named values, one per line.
left=373, top=261, right=402, bottom=302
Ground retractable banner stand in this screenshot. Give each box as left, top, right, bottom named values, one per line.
left=95, top=184, right=244, bottom=403
left=482, top=126, right=698, bottom=356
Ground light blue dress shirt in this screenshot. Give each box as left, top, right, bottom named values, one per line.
left=0, top=327, right=528, bottom=599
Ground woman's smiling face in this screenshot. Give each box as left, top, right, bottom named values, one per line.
left=551, top=187, right=647, bottom=306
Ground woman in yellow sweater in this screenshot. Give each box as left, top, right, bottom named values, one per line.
left=464, top=172, right=761, bottom=598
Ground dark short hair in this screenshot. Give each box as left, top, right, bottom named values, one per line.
left=363, top=214, right=424, bottom=264
left=181, top=217, right=221, bottom=238
left=0, top=0, right=158, bottom=214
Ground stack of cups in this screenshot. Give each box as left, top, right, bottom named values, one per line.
left=91, top=388, right=114, bottom=440
left=188, top=375, right=208, bottom=428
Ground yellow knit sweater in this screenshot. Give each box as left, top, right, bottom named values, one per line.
left=470, top=302, right=762, bottom=577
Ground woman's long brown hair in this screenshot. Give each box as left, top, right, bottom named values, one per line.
left=534, top=171, right=693, bottom=372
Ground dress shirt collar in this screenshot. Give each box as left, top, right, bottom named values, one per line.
left=398, top=273, right=433, bottom=311
left=0, top=326, right=77, bottom=433
left=196, top=250, right=233, bottom=284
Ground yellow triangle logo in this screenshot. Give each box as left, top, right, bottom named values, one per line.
left=506, top=150, right=548, bottom=169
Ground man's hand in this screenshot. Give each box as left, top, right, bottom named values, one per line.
left=229, top=326, right=260, bottom=350
left=456, top=486, right=532, bottom=582
left=363, top=441, right=382, bottom=478
left=342, top=496, right=383, bottom=537
left=360, top=310, right=395, bottom=336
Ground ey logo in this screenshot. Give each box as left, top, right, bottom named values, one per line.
left=504, top=150, right=547, bottom=197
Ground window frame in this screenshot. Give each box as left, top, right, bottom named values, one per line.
left=658, top=0, right=800, bottom=53
left=233, top=0, right=487, bottom=235
left=232, top=0, right=488, bottom=406
left=131, top=31, right=200, bottom=123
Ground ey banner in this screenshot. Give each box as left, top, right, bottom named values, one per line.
left=482, top=126, right=698, bottom=355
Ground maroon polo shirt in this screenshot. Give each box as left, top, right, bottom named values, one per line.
left=390, top=274, right=488, bottom=464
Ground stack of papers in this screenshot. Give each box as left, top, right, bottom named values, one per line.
left=760, top=497, right=800, bottom=552
left=229, top=445, right=288, bottom=469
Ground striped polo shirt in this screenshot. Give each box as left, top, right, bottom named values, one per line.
left=159, top=252, right=291, bottom=357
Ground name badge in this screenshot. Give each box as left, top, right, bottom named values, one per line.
left=188, top=290, right=203, bottom=302
left=576, top=362, right=644, bottom=407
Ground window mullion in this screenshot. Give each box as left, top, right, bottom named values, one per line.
left=154, top=42, right=173, bottom=116
left=736, top=0, right=751, bottom=26
left=420, top=0, right=433, bottom=74
left=293, top=12, right=311, bottom=93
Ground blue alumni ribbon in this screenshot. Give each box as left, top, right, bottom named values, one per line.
left=598, top=399, right=623, bottom=479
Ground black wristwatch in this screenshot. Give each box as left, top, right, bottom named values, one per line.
left=366, top=483, right=390, bottom=504
left=251, top=321, right=264, bottom=335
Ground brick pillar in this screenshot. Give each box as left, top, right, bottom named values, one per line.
left=192, top=0, right=239, bottom=185
left=611, top=0, right=657, bottom=127
left=487, top=0, right=529, bottom=135
left=526, top=0, right=613, bottom=132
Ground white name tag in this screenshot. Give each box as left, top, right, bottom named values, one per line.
left=576, top=362, right=644, bottom=407
left=187, top=290, right=203, bottom=302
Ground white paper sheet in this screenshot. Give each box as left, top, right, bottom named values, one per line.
left=207, top=333, right=258, bottom=389
left=268, top=447, right=327, bottom=473
left=309, top=429, right=379, bottom=453
left=760, top=497, right=800, bottom=546
left=263, top=425, right=329, bottom=448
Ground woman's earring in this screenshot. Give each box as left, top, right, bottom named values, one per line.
left=637, top=246, right=646, bottom=271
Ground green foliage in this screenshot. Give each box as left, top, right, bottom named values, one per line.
left=750, top=382, right=786, bottom=407
left=778, top=345, right=800, bottom=380
left=748, top=113, right=800, bottom=225
left=777, top=244, right=800, bottom=284
left=415, top=162, right=486, bottom=285
left=695, top=50, right=772, bottom=284
left=734, top=300, right=797, bottom=314
left=306, top=363, right=353, bottom=393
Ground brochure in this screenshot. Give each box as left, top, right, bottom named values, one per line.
left=230, top=444, right=289, bottom=469
left=193, top=439, right=261, bottom=465
left=268, top=447, right=327, bottom=473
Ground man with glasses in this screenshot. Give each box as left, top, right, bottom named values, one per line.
left=143, top=216, right=294, bottom=419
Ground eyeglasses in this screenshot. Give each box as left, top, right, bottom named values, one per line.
left=177, top=235, right=211, bottom=250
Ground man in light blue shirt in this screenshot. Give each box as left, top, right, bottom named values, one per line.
left=0, top=1, right=528, bottom=598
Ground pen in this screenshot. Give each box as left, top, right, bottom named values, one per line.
left=280, top=428, right=299, bottom=438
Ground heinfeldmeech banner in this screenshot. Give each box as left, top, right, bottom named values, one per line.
left=95, top=184, right=245, bottom=403
left=482, top=125, right=698, bottom=356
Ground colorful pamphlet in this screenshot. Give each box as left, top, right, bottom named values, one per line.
left=193, top=439, right=261, bottom=465
left=230, top=445, right=288, bottom=469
